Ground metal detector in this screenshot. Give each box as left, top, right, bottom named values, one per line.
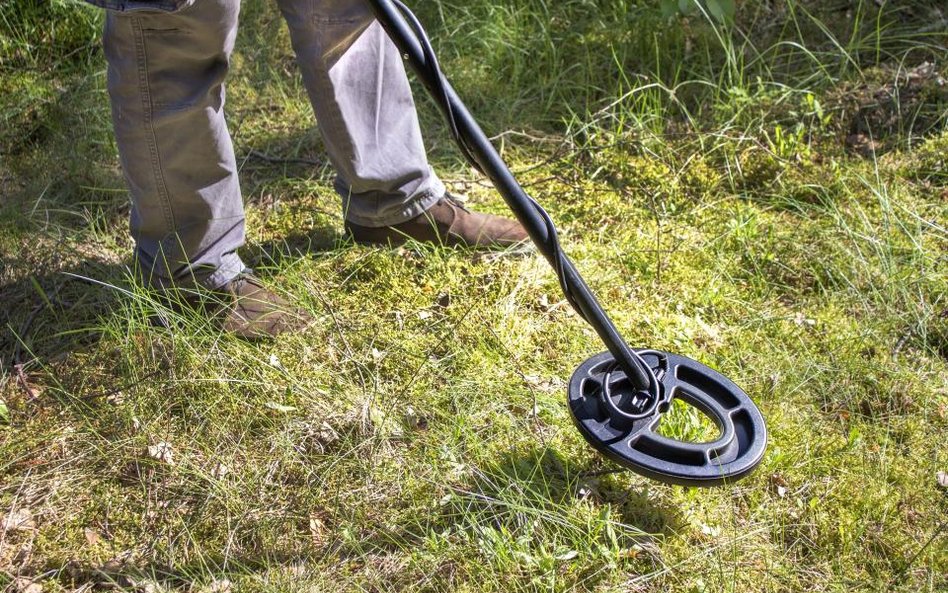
left=365, top=0, right=768, bottom=487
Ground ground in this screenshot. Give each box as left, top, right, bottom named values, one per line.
left=0, top=1, right=946, bottom=592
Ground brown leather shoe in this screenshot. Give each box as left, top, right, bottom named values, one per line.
left=346, top=194, right=529, bottom=249
left=215, top=274, right=312, bottom=340
left=158, top=273, right=311, bottom=340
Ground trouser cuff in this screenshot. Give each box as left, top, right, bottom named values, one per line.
left=137, top=250, right=246, bottom=291
left=340, top=174, right=446, bottom=228
left=202, top=251, right=246, bottom=289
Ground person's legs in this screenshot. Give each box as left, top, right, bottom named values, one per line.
left=104, top=0, right=245, bottom=289
left=275, top=0, right=444, bottom=227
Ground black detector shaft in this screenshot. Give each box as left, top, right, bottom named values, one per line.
left=366, top=0, right=768, bottom=486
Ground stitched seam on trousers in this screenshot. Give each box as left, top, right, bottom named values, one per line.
left=132, top=17, right=177, bottom=245
left=312, top=17, right=362, bottom=24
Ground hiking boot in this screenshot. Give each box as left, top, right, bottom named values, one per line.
left=345, top=194, right=529, bottom=249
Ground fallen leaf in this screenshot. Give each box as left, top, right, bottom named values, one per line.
left=211, top=462, right=230, bottom=479
left=98, top=550, right=134, bottom=574
left=268, top=353, right=285, bottom=371
left=309, top=514, right=327, bottom=548
left=264, top=401, right=297, bottom=413
left=146, top=442, right=175, bottom=465
left=395, top=246, right=417, bottom=261
left=134, top=579, right=163, bottom=593
left=620, top=543, right=645, bottom=559
left=315, top=422, right=341, bottom=447
left=418, top=310, right=433, bottom=320
left=555, top=549, right=578, bottom=561
left=793, top=312, right=816, bottom=327
left=770, top=473, right=789, bottom=498
left=296, top=421, right=341, bottom=454
left=937, top=471, right=948, bottom=489
left=700, top=523, right=720, bottom=537
left=523, top=374, right=556, bottom=393
left=1, top=508, right=35, bottom=532
left=13, top=578, right=42, bottom=593
left=204, top=579, right=232, bottom=593
left=84, top=527, right=101, bottom=546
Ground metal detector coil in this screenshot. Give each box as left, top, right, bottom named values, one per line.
left=569, top=350, right=767, bottom=486
left=366, top=0, right=768, bottom=486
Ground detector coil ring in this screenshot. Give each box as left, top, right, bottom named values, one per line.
left=568, top=350, right=767, bottom=487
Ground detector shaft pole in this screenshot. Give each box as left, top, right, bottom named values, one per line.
left=365, top=0, right=651, bottom=390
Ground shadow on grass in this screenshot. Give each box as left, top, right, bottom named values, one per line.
left=465, top=446, right=683, bottom=535
left=0, top=223, right=341, bottom=370
left=243, top=223, right=347, bottom=267
left=0, top=257, right=125, bottom=369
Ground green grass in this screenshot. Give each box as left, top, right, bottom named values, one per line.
left=1, top=1, right=947, bottom=592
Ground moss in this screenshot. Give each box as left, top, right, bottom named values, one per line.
left=902, top=130, right=948, bottom=185
left=679, top=155, right=723, bottom=198
left=2, top=1, right=947, bottom=591
left=0, top=72, right=57, bottom=151
left=776, top=161, right=846, bottom=206
left=732, top=147, right=783, bottom=192
left=588, top=150, right=676, bottom=195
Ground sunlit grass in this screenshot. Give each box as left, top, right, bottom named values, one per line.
left=1, top=1, right=946, bottom=592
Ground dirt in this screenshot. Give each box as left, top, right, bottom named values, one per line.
left=829, top=61, right=948, bottom=155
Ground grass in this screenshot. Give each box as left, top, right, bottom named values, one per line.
left=1, top=0, right=947, bottom=591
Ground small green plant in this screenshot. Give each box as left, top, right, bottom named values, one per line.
left=767, top=123, right=811, bottom=161
left=801, top=92, right=831, bottom=130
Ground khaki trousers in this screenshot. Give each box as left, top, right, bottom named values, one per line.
left=103, top=0, right=444, bottom=288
